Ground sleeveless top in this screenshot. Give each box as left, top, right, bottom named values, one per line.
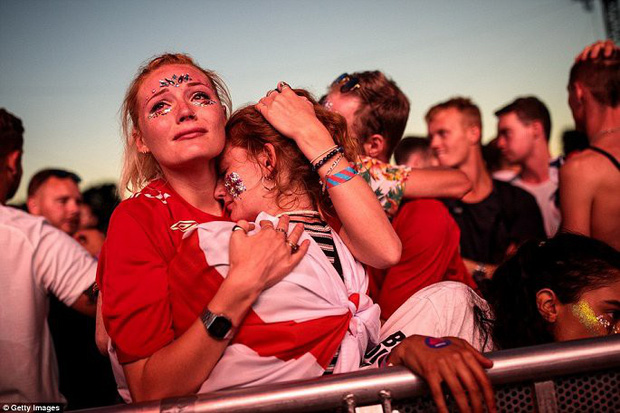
left=588, top=146, right=620, bottom=171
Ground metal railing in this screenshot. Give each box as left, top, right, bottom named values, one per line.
left=79, top=335, right=620, bottom=413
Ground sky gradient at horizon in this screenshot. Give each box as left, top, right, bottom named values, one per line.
left=0, top=0, right=606, bottom=202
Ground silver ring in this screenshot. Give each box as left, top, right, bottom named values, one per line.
left=286, top=240, right=299, bottom=253
left=232, top=225, right=246, bottom=233
left=277, top=81, right=291, bottom=91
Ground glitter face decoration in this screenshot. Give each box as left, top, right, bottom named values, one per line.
left=596, top=315, right=620, bottom=335
left=146, top=71, right=216, bottom=119
left=571, top=300, right=606, bottom=336
left=224, top=172, right=246, bottom=199
left=323, top=100, right=334, bottom=111
left=159, top=73, right=191, bottom=88
left=147, top=107, right=171, bottom=120
left=192, top=98, right=217, bottom=108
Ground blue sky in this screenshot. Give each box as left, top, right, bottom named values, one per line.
left=0, top=0, right=606, bottom=202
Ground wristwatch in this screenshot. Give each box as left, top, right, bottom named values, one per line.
left=201, top=309, right=236, bottom=340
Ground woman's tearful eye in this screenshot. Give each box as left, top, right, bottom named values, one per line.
left=148, top=102, right=172, bottom=120
left=192, top=92, right=217, bottom=107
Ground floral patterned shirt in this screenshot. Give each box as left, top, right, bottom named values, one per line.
left=354, top=156, right=411, bottom=219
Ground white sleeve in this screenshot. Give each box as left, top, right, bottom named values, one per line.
left=33, top=220, right=97, bottom=306
left=379, top=296, right=441, bottom=341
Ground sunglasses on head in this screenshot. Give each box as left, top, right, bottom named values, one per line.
left=332, top=73, right=361, bottom=93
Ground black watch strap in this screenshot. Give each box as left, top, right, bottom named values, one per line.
left=201, top=309, right=236, bottom=340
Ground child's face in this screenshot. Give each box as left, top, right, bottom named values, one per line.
left=215, top=146, right=272, bottom=221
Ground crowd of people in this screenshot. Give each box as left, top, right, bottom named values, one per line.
left=0, top=39, right=618, bottom=413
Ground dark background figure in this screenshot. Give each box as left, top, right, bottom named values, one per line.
left=393, top=136, right=439, bottom=168
left=561, top=129, right=590, bottom=157
left=81, top=183, right=121, bottom=235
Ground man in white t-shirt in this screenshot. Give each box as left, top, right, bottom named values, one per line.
left=0, top=108, right=97, bottom=403
left=495, top=96, right=561, bottom=237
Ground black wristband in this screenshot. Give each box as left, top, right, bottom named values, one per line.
left=312, top=146, right=344, bottom=172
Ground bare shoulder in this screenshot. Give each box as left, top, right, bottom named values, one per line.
left=560, top=150, right=608, bottom=182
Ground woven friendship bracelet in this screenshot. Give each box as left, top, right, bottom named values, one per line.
left=325, top=166, right=358, bottom=189
left=312, top=146, right=344, bottom=172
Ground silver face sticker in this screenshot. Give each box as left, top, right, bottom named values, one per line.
left=224, top=172, right=246, bottom=199
left=158, top=73, right=191, bottom=88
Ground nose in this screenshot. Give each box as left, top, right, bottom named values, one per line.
left=496, top=136, right=506, bottom=149
left=429, top=134, right=440, bottom=151
left=214, top=178, right=228, bottom=201
left=67, top=199, right=81, bottom=216
left=177, top=100, right=196, bottom=123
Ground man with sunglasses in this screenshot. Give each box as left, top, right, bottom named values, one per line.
left=324, top=71, right=477, bottom=321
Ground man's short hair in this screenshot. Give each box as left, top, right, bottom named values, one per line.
left=394, top=136, right=432, bottom=165
left=569, top=49, right=620, bottom=107
left=27, top=169, right=81, bottom=198
left=494, top=96, right=552, bottom=141
left=425, top=97, right=483, bottom=137
left=0, top=108, right=24, bottom=163
left=333, top=71, right=410, bottom=158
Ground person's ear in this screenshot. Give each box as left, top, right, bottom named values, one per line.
left=134, top=130, right=150, bottom=154
left=573, top=82, right=585, bottom=104
left=27, top=195, right=40, bottom=215
left=531, top=120, right=545, bottom=141
left=363, top=134, right=386, bottom=159
left=536, top=288, right=560, bottom=323
left=466, top=125, right=482, bottom=145
left=261, top=143, right=278, bottom=176
left=5, top=150, right=21, bottom=176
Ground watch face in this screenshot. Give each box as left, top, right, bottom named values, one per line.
left=209, top=315, right=233, bottom=339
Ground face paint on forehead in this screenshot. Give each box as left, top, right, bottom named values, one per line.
left=145, top=73, right=195, bottom=103
left=159, top=73, right=192, bottom=88
left=224, top=172, right=247, bottom=199
left=571, top=300, right=606, bottom=336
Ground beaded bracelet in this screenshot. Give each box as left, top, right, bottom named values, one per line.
left=325, top=165, right=358, bottom=190
left=312, top=146, right=344, bottom=172
left=310, top=145, right=338, bottom=166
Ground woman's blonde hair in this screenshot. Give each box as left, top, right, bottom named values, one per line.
left=119, top=53, right=232, bottom=196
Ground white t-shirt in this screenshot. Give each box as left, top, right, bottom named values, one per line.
left=510, top=160, right=561, bottom=237
left=362, top=282, right=493, bottom=368
left=0, top=205, right=96, bottom=403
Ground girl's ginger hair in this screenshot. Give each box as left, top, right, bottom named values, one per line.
left=225, top=89, right=359, bottom=218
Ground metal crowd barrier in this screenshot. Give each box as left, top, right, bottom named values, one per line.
left=79, top=335, right=620, bottom=413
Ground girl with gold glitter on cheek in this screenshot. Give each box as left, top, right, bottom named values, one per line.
left=476, top=233, right=620, bottom=350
